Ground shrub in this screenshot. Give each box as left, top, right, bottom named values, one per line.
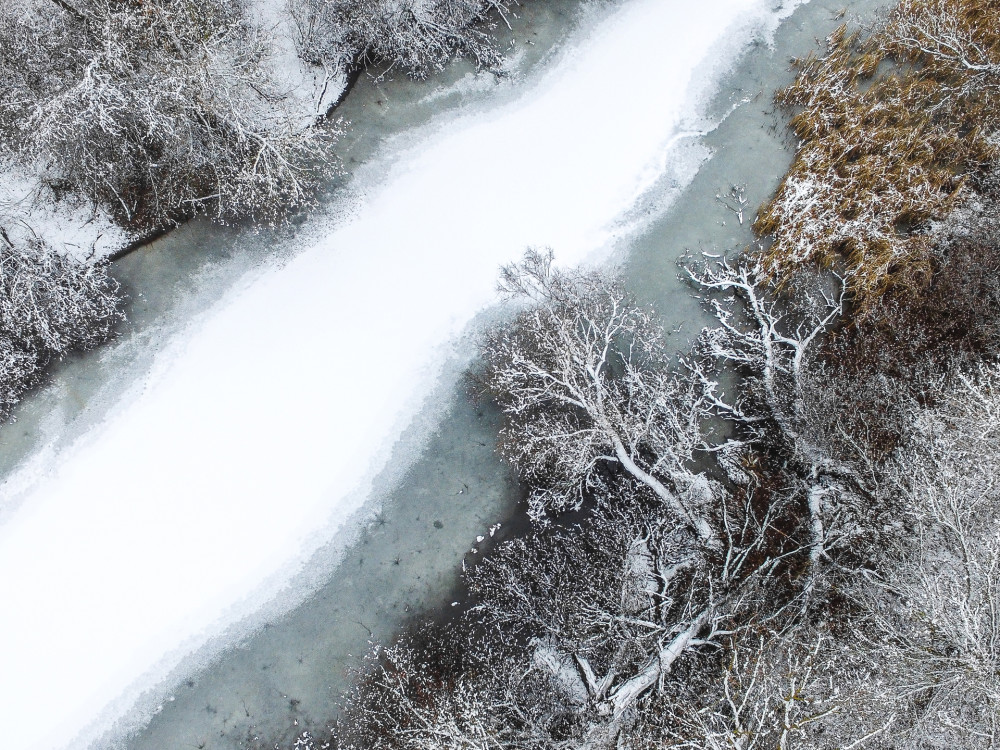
left=291, top=0, right=510, bottom=80
left=0, top=232, right=122, bottom=411
left=0, top=0, right=331, bottom=230
left=756, top=0, right=1000, bottom=305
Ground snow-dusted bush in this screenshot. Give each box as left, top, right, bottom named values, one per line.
left=0, top=231, right=121, bottom=411
left=339, top=626, right=552, bottom=750
left=0, top=0, right=330, bottom=229
left=806, top=365, right=1000, bottom=749
left=290, top=0, right=511, bottom=79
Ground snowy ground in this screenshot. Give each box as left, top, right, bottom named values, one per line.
left=0, top=163, right=129, bottom=262
left=0, top=1, right=805, bottom=748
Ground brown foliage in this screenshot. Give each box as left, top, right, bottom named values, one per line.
left=756, top=0, right=1000, bottom=306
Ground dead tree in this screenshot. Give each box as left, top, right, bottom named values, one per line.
left=479, top=249, right=720, bottom=546
left=686, top=256, right=880, bottom=576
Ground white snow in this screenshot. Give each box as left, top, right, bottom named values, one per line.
left=0, top=0, right=804, bottom=748
left=0, top=162, right=129, bottom=261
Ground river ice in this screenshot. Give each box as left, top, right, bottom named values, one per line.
left=0, top=0, right=810, bottom=748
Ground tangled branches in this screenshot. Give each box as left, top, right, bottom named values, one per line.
left=0, top=0, right=332, bottom=229
left=290, top=0, right=512, bottom=80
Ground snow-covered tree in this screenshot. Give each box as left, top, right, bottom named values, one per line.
left=0, top=228, right=121, bottom=411
left=686, top=255, right=893, bottom=578
left=0, top=0, right=331, bottom=229
left=456, top=253, right=897, bottom=741
left=852, top=366, right=1000, bottom=748
left=478, top=249, right=720, bottom=545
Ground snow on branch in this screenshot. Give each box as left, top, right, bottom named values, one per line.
left=479, top=249, right=720, bottom=546
left=289, top=0, right=513, bottom=81
left=0, top=225, right=121, bottom=412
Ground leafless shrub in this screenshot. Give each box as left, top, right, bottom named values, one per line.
left=0, top=0, right=332, bottom=229
left=0, top=229, right=121, bottom=412
left=645, top=625, right=897, bottom=749
left=339, top=623, right=566, bottom=750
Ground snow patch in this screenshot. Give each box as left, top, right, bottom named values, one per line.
left=250, top=0, right=349, bottom=124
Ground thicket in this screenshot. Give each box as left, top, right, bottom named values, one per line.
left=0, top=0, right=332, bottom=229
left=290, top=0, right=513, bottom=80
left=0, top=232, right=121, bottom=413
left=756, top=0, right=1000, bottom=306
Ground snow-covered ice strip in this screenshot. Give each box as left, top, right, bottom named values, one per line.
left=0, top=0, right=804, bottom=748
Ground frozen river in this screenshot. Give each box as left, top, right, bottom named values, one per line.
left=0, top=0, right=892, bottom=748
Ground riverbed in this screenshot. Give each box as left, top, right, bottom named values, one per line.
left=0, top=0, right=892, bottom=748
